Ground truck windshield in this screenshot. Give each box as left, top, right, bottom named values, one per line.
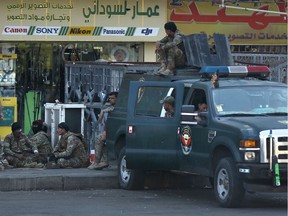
left=212, top=86, right=287, bottom=116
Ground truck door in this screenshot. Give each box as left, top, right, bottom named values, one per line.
left=179, top=88, right=210, bottom=175
left=126, top=81, right=184, bottom=171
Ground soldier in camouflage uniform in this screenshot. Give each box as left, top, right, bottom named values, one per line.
left=88, top=92, right=118, bottom=170
left=3, top=122, right=40, bottom=168
left=160, top=96, right=175, bottom=118
left=0, top=102, right=4, bottom=170
left=154, top=22, right=186, bottom=76
left=46, top=122, right=88, bottom=168
left=30, top=120, right=52, bottom=164
left=0, top=140, right=5, bottom=171
left=0, top=139, right=12, bottom=170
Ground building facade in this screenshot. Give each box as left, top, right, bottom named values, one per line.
left=0, top=0, right=287, bottom=133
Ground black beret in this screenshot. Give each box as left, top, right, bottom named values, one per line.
left=12, top=122, right=21, bottom=132
left=58, top=122, right=69, bottom=131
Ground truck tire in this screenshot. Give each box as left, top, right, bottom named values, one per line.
left=214, top=157, right=245, bottom=208
left=118, top=147, right=145, bottom=190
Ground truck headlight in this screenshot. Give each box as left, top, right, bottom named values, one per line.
left=244, top=152, right=256, bottom=161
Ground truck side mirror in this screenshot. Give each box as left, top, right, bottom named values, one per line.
left=181, top=105, right=197, bottom=125
left=197, top=112, right=208, bottom=126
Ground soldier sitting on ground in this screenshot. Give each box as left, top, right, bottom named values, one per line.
left=30, top=120, right=52, bottom=165
left=0, top=140, right=12, bottom=171
left=46, top=122, right=88, bottom=169
left=3, top=122, right=42, bottom=168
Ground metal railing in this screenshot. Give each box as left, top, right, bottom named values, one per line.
left=64, top=61, right=159, bottom=150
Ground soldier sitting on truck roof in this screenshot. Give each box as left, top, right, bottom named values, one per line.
left=154, top=22, right=186, bottom=76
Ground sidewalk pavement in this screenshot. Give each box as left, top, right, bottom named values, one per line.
left=0, top=160, right=210, bottom=192
left=0, top=162, right=118, bottom=192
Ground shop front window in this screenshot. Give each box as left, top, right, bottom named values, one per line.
left=61, top=42, right=143, bottom=62
left=0, top=41, right=144, bottom=125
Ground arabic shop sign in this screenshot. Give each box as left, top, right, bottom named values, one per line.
left=2, top=26, right=159, bottom=37
left=2, top=0, right=165, bottom=41
left=168, top=0, right=287, bottom=45
left=82, top=0, right=160, bottom=20
left=5, top=0, right=161, bottom=23
left=6, top=2, right=73, bottom=22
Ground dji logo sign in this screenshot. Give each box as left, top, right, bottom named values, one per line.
left=141, top=28, right=153, bottom=35
left=135, top=28, right=158, bottom=36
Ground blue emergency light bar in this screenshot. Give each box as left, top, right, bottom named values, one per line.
left=200, top=65, right=270, bottom=79
left=200, top=66, right=248, bottom=76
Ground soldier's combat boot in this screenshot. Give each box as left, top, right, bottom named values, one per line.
left=159, top=58, right=175, bottom=76
left=93, top=161, right=109, bottom=170
left=87, top=161, right=98, bottom=170
left=2, top=159, right=13, bottom=169
left=153, top=62, right=166, bottom=75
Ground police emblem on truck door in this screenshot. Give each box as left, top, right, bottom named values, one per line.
left=181, top=126, right=192, bottom=155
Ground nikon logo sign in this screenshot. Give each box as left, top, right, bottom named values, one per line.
left=68, top=27, right=93, bottom=36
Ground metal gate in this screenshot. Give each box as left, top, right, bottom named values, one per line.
left=64, top=62, right=159, bottom=151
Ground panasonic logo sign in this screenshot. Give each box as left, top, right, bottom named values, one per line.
left=102, top=28, right=127, bottom=36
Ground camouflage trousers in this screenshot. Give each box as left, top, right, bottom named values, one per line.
left=56, top=157, right=88, bottom=168
left=5, top=152, right=38, bottom=168
left=157, top=45, right=186, bottom=70
left=94, top=133, right=108, bottom=164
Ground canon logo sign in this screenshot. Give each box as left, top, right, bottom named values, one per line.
left=3, top=26, right=29, bottom=35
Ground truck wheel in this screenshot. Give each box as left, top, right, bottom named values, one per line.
left=214, top=157, right=245, bottom=208
left=118, top=148, right=145, bottom=190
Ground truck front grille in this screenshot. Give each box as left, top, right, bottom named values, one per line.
left=260, top=129, right=288, bottom=163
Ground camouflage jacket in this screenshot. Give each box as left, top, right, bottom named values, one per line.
left=98, top=105, right=114, bottom=134
left=0, top=140, right=3, bottom=160
left=159, top=29, right=185, bottom=52
left=30, top=131, right=52, bottom=155
left=3, top=133, right=38, bottom=156
left=54, top=131, right=87, bottom=161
